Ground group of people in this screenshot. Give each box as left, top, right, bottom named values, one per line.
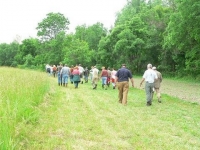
left=45, top=63, right=162, bottom=106
left=99, top=63, right=162, bottom=106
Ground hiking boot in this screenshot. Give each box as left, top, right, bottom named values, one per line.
left=146, top=102, right=152, bottom=106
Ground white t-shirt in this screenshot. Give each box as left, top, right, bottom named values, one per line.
left=143, top=69, right=158, bottom=83
left=92, top=68, right=99, bottom=78
left=78, top=66, right=85, bottom=74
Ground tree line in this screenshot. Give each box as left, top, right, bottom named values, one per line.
left=0, top=0, right=199, bottom=80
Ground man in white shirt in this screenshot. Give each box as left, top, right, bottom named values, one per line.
left=140, top=64, right=158, bottom=106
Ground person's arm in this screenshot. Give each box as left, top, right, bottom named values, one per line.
left=130, top=78, right=134, bottom=87
left=140, top=78, right=145, bottom=87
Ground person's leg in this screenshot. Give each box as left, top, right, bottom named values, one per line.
left=155, top=88, right=161, bottom=102
left=101, top=77, right=104, bottom=88
left=74, top=81, right=77, bottom=88
left=92, top=78, right=95, bottom=89
left=62, top=75, right=66, bottom=86
left=117, top=82, right=123, bottom=103
left=111, top=78, right=115, bottom=89
left=103, top=77, right=107, bottom=90
left=94, top=78, right=98, bottom=89
left=65, top=75, right=68, bottom=87
left=122, top=81, right=129, bottom=105
left=149, top=83, right=154, bottom=103
left=145, top=83, right=151, bottom=105
left=58, top=73, right=61, bottom=86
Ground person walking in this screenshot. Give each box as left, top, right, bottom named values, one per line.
left=57, top=63, right=63, bottom=86
left=92, top=66, right=99, bottom=89
left=115, top=64, right=134, bottom=105
left=107, top=67, right=111, bottom=87
left=100, top=66, right=108, bottom=90
left=45, top=64, right=51, bottom=76
left=111, top=68, right=117, bottom=89
left=84, top=67, right=89, bottom=83
left=78, top=64, right=85, bottom=84
left=72, top=66, right=81, bottom=88
left=140, top=64, right=158, bottom=106
left=60, top=64, right=70, bottom=87
left=52, top=65, right=57, bottom=77
left=89, top=66, right=94, bottom=81
left=70, top=65, right=74, bottom=84
left=152, top=66, right=162, bottom=103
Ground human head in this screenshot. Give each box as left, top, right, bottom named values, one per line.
left=152, top=66, right=156, bottom=70
left=122, top=64, right=126, bottom=67
left=74, top=66, right=78, bottom=69
left=147, top=64, right=152, bottom=69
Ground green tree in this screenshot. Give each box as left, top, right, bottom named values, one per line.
left=36, top=12, right=70, bottom=41
left=74, top=22, right=107, bottom=65
left=16, top=38, right=39, bottom=65
left=63, top=35, right=93, bottom=67
left=0, top=42, right=19, bottom=66
left=164, top=0, right=200, bottom=77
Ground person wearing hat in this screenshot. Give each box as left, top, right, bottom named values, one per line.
left=152, top=66, right=162, bottom=103
left=115, top=64, right=134, bottom=105
left=140, top=64, right=158, bottom=106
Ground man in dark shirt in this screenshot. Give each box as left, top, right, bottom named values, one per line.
left=115, top=64, right=134, bottom=105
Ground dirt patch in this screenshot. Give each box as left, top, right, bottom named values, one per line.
left=134, top=78, right=200, bottom=103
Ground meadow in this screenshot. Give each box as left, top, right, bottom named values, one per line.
left=0, top=68, right=200, bottom=150
left=0, top=67, right=50, bottom=149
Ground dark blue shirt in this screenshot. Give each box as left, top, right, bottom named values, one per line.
left=116, top=67, right=133, bottom=82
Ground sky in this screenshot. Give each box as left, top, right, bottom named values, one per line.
left=0, top=0, right=127, bottom=44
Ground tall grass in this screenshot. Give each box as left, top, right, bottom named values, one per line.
left=0, top=67, right=50, bottom=149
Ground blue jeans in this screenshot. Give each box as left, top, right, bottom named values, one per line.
left=57, top=72, right=62, bottom=84
left=62, top=74, right=69, bottom=84
left=101, top=76, right=107, bottom=85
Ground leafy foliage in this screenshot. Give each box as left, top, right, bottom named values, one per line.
left=0, top=1, right=200, bottom=79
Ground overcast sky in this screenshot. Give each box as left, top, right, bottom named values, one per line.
left=0, top=0, right=127, bottom=44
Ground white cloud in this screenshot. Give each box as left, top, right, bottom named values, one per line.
left=0, top=0, right=127, bottom=43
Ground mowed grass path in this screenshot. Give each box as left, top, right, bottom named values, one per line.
left=25, top=76, right=200, bottom=150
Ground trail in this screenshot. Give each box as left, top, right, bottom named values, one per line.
left=23, top=76, right=200, bottom=149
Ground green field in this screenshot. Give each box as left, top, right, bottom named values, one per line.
left=0, top=68, right=199, bottom=150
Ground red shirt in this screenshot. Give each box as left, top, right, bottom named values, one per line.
left=101, top=70, right=108, bottom=77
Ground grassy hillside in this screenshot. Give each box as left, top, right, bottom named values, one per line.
left=1, top=69, right=199, bottom=149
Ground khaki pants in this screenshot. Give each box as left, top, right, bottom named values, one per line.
left=154, top=88, right=161, bottom=99
left=117, top=81, right=129, bottom=105
left=92, top=77, right=98, bottom=88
